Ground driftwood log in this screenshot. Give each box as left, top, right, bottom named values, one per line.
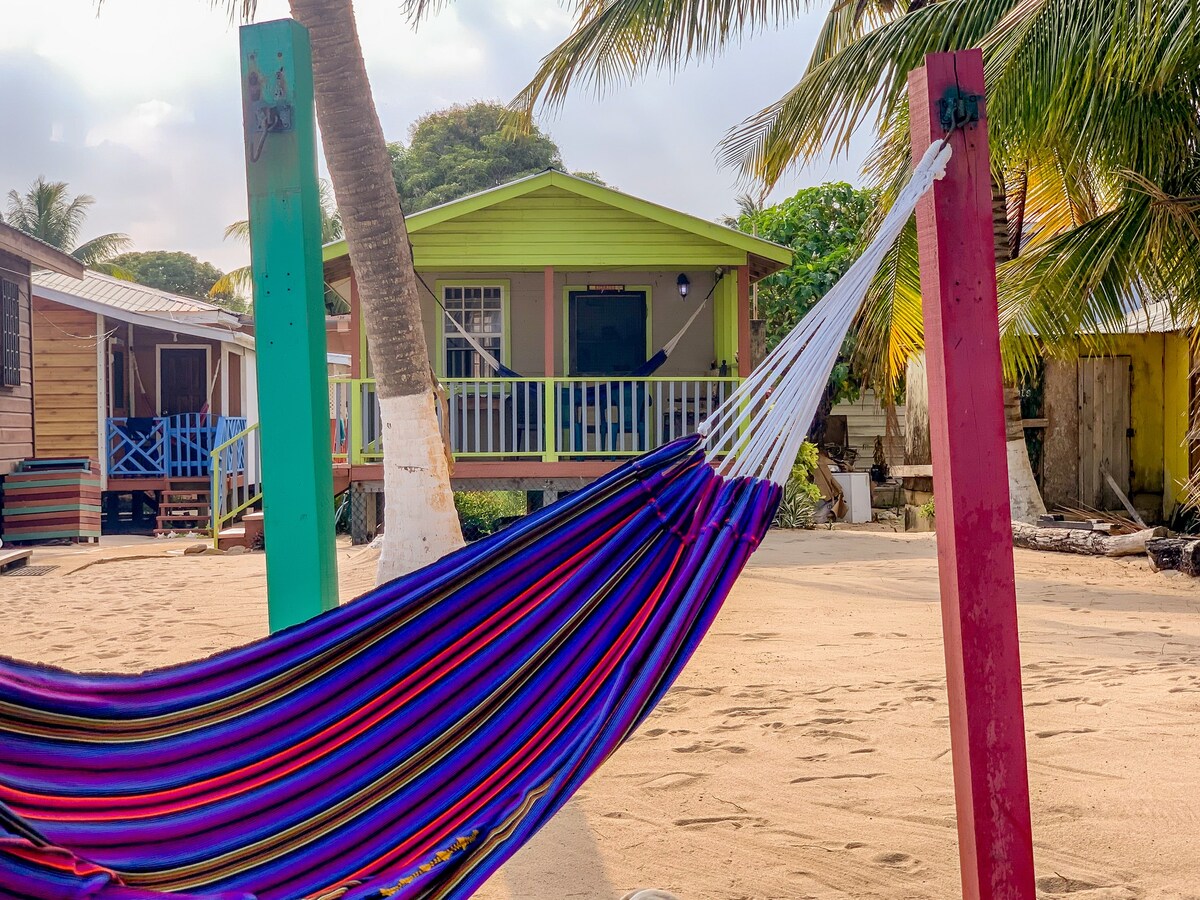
left=1012, top=522, right=1167, bottom=557
left=1146, top=538, right=1200, bottom=576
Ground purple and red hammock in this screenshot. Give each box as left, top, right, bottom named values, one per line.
left=0, top=144, right=950, bottom=900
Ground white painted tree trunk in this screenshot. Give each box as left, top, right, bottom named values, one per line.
left=1007, top=438, right=1047, bottom=524
left=376, top=392, right=464, bottom=583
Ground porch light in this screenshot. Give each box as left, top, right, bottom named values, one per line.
left=676, top=273, right=691, bottom=299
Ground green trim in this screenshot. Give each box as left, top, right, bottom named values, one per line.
left=561, top=285, right=653, bottom=377
left=433, top=279, right=512, bottom=378
left=6, top=478, right=100, bottom=489
left=322, top=171, right=792, bottom=266
left=5, top=504, right=102, bottom=515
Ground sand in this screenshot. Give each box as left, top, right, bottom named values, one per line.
left=2, top=530, right=1198, bottom=899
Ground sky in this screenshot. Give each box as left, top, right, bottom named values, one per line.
left=0, top=0, right=872, bottom=273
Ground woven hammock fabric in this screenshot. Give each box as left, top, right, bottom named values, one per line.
left=1, top=141, right=952, bottom=900
left=0, top=438, right=780, bottom=900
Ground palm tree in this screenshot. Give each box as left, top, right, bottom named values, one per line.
left=161, top=0, right=465, bottom=580
left=211, top=179, right=344, bottom=303
left=477, top=0, right=1200, bottom=520
left=2, top=177, right=132, bottom=276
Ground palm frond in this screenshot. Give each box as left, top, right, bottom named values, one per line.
left=224, top=220, right=252, bottom=243
left=71, top=233, right=133, bottom=267
left=209, top=266, right=253, bottom=299
left=97, top=0, right=257, bottom=23
left=510, top=0, right=822, bottom=129
left=721, top=0, right=1017, bottom=187
left=87, top=261, right=135, bottom=281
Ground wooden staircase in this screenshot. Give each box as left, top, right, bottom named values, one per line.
left=155, top=482, right=212, bottom=536
left=217, top=511, right=264, bottom=551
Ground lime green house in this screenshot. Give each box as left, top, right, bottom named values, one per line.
left=321, top=170, right=791, bottom=514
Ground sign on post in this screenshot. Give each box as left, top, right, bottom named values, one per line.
left=240, top=19, right=339, bottom=630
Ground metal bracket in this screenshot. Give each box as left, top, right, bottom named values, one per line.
left=246, top=55, right=295, bottom=162
left=938, top=87, right=981, bottom=133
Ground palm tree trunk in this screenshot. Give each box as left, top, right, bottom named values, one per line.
left=289, top=0, right=463, bottom=580
left=993, top=172, right=1047, bottom=524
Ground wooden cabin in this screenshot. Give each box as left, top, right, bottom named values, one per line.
left=321, top=171, right=792, bottom=540
left=30, top=270, right=258, bottom=534
left=0, top=225, right=85, bottom=478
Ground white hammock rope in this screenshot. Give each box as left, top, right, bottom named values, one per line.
left=701, top=141, right=953, bottom=486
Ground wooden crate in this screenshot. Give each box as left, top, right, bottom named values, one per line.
left=1, top=458, right=101, bottom=544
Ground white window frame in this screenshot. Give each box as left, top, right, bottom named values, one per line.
left=435, top=280, right=510, bottom=378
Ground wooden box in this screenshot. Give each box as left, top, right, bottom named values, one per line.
left=1, top=458, right=101, bottom=544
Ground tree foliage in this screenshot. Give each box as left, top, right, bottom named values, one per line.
left=487, top=0, right=1200, bottom=389
left=730, top=182, right=875, bottom=405
left=389, top=102, right=572, bottom=212
left=2, top=176, right=132, bottom=275
left=110, top=251, right=235, bottom=305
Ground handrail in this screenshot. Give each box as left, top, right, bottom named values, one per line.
left=329, top=375, right=743, bottom=466
left=210, top=421, right=262, bottom=546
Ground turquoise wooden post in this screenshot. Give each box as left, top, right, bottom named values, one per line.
left=240, top=19, right=338, bottom=630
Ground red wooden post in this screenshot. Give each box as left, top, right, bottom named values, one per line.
left=908, top=50, right=1036, bottom=900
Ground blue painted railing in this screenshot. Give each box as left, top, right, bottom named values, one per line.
left=107, top=415, right=248, bottom=479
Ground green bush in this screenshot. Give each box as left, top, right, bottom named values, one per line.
left=455, top=491, right=527, bottom=541
left=774, top=442, right=822, bottom=529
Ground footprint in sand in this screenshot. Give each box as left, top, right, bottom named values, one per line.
left=872, top=851, right=924, bottom=874
left=672, top=740, right=748, bottom=755
left=790, top=772, right=884, bottom=785
left=1035, top=728, right=1098, bottom=739
left=1036, top=875, right=1138, bottom=897
left=716, top=706, right=790, bottom=718
left=640, top=772, right=705, bottom=791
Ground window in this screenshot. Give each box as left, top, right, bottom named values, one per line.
left=442, top=284, right=504, bottom=378
left=1, top=278, right=21, bottom=388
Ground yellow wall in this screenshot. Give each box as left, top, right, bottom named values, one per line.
left=1163, top=333, right=1191, bottom=514
left=1109, top=335, right=1165, bottom=500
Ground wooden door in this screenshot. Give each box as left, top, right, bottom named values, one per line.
left=159, top=347, right=209, bottom=415
left=1077, top=356, right=1132, bottom=509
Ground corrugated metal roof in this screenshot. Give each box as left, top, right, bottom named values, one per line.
left=32, top=269, right=233, bottom=319
left=1122, top=300, right=1198, bottom=334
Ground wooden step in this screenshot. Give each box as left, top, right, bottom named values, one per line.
left=217, top=526, right=249, bottom=551
left=0, top=549, right=32, bottom=573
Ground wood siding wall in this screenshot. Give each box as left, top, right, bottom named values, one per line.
left=0, top=251, right=33, bottom=474
left=831, top=389, right=907, bottom=468
left=32, top=298, right=99, bottom=461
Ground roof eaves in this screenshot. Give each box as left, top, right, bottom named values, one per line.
left=0, top=224, right=85, bottom=279
left=32, top=283, right=255, bottom=350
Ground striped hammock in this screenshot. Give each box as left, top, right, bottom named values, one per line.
left=0, top=143, right=950, bottom=900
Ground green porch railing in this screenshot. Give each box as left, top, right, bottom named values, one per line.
left=210, top=421, right=262, bottom=546
left=329, top=376, right=743, bottom=467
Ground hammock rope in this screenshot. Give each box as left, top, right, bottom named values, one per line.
left=0, top=143, right=950, bottom=900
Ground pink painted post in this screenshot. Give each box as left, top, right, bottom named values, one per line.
left=908, top=51, right=1036, bottom=900
left=543, top=265, right=555, bottom=377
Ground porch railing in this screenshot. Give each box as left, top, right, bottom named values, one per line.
left=329, top=376, right=742, bottom=466
left=210, top=421, right=262, bottom=544
left=107, top=415, right=247, bottom=478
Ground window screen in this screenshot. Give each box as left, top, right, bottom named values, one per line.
left=1, top=278, right=20, bottom=388
left=568, top=291, right=647, bottom=376
left=443, top=285, right=503, bottom=378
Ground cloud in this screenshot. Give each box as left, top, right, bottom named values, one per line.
left=0, top=1, right=873, bottom=273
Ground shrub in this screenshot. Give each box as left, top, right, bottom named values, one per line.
left=774, top=442, right=822, bottom=529
left=455, top=491, right=527, bottom=541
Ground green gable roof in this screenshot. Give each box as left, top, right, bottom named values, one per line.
left=322, top=170, right=791, bottom=277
